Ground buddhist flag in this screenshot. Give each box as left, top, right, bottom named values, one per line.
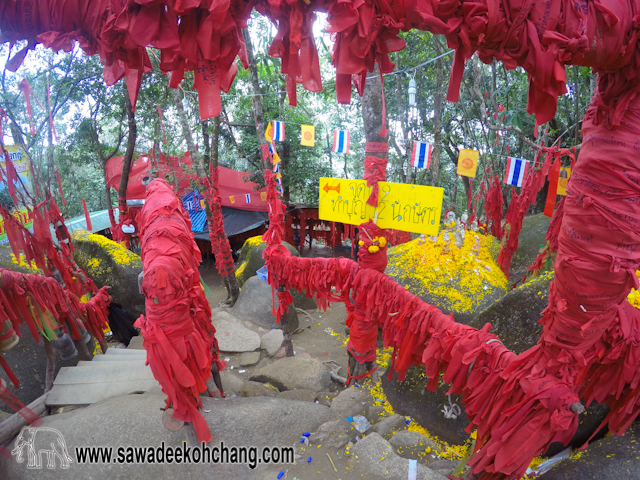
left=245, top=194, right=251, bottom=204
left=504, top=157, right=529, bottom=187
left=457, top=149, right=479, bottom=177
left=301, top=125, right=315, bottom=146
left=332, top=130, right=350, bottom=153
left=557, top=167, right=571, bottom=196
left=265, top=122, right=273, bottom=143
left=411, top=142, right=432, bottom=169
left=273, top=121, right=285, bottom=141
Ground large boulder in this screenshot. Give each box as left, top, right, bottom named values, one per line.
left=509, top=213, right=551, bottom=284
left=468, top=271, right=554, bottom=355
left=72, top=230, right=144, bottom=319
left=250, top=357, right=332, bottom=392
left=230, top=276, right=300, bottom=332
left=235, top=236, right=297, bottom=287
left=211, top=310, right=260, bottom=353
left=0, top=245, right=41, bottom=274
left=539, top=422, right=640, bottom=480
left=386, top=232, right=508, bottom=325
left=235, top=236, right=317, bottom=310
left=382, top=367, right=469, bottom=446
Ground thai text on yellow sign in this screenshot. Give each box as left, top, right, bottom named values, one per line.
left=318, top=178, right=444, bottom=235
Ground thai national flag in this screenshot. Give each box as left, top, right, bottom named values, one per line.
left=245, top=194, right=251, bottom=203
left=269, top=142, right=276, bottom=155
left=332, top=130, right=350, bottom=153
left=273, top=121, right=285, bottom=141
left=410, top=142, right=432, bottom=169
left=504, top=157, right=529, bottom=187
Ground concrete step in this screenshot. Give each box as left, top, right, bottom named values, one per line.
left=46, top=380, right=160, bottom=407
left=54, top=365, right=154, bottom=385
left=104, top=348, right=147, bottom=356
left=76, top=360, right=146, bottom=367
left=92, top=355, right=146, bottom=363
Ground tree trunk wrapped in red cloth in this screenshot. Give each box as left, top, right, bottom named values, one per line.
left=135, top=179, right=223, bottom=444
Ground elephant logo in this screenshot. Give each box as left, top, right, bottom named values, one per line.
left=11, top=426, right=73, bottom=469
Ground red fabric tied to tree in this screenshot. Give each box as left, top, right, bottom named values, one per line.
left=356, top=220, right=388, bottom=273
left=82, top=198, right=92, bottom=231
left=17, top=78, right=42, bottom=136
left=201, top=165, right=235, bottom=277
left=363, top=156, right=387, bottom=207
left=484, top=175, right=504, bottom=239
left=135, top=179, right=223, bottom=444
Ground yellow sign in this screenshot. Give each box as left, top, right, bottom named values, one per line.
left=318, top=178, right=444, bottom=235
left=557, top=167, right=571, bottom=196
left=457, top=149, right=478, bottom=178
left=0, top=145, right=34, bottom=243
left=301, top=125, right=315, bottom=147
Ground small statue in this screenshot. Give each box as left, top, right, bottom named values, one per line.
left=470, top=219, right=479, bottom=232
left=417, top=234, right=427, bottom=245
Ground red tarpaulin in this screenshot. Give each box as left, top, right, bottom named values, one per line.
left=105, top=153, right=268, bottom=212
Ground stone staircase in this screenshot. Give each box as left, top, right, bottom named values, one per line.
left=45, top=340, right=160, bottom=408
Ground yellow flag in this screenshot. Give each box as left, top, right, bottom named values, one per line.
left=265, top=122, right=274, bottom=143
left=229, top=196, right=235, bottom=204
left=457, top=149, right=479, bottom=178
left=557, top=167, right=571, bottom=196
left=260, top=192, right=267, bottom=201
left=272, top=151, right=281, bottom=165
left=301, top=125, right=315, bottom=146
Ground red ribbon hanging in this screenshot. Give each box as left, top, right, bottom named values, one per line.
left=82, top=198, right=93, bottom=231
left=46, top=74, right=58, bottom=143
left=544, top=152, right=561, bottom=217
left=56, top=170, right=67, bottom=208
left=17, top=79, right=43, bottom=137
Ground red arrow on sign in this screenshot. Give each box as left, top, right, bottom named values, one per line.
left=323, top=182, right=340, bottom=193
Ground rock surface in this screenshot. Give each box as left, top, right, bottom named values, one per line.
left=250, top=357, right=332, bottom=392
left=212, top=310, right=260, bottom=353
left=239, top=381, right=278, bottom=398
left=238, top=351, right=261, bottom=367
left=509, top=213, right=551, bottom=284
left=469, top=272, right=553, bottom=355
left=330, top=386, right=370, bottom=419
left=369, top=414, right=407, bottom=439
left=540, top=422, right=640, bottom=480
left=389, top=430, right=438, bottom=465
left=230, top=276, right=300, bottom=331
left=349, top=433, right=447, bottom=480
left=0, top=393, right=339, bottom=480
left=386, top=235, right=507, bottom=324
left=276, top=389, right=317, bottom=402
left=309, top=418, right=357, bottom=448
left=72, top=230, right=145, bottom=319
left=381, top=367, right=470, bottom=445
left=260, top=329, right=284, bottom=357
left=219, top=370, right=246, bottom=396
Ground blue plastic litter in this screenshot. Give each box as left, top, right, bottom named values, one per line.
left=300, top=438, right=305, bottom=443
left=257, top=265, right=268, bottom=281
left=307, top=456, right=312, bottom=463
left=277, top=472, right=284, bottom=479
left=346, top=416, right=354, bottom=423
left=302, top=432, right=310, bottom=437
